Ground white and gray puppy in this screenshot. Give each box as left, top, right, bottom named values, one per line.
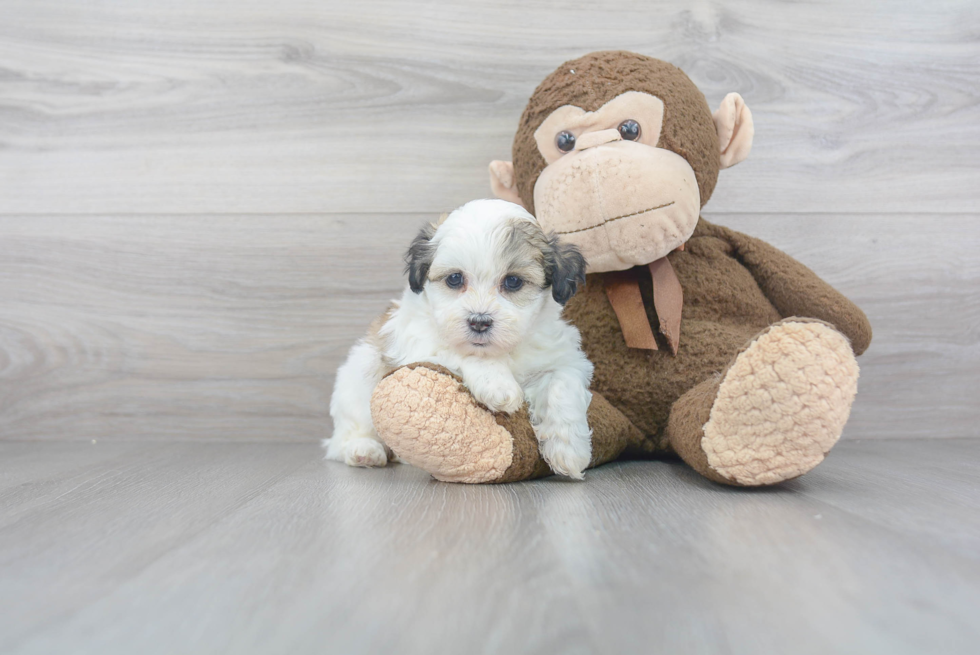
left=324, top=199, right=595, bottom=478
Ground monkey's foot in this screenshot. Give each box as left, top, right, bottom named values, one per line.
left=370, top=363, right=549, bottom=484
left=670, top=320, right=860, bottom=486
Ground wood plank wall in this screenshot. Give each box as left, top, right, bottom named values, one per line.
left=1, top=0, right=978, bottom=441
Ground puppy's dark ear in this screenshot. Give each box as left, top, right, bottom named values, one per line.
left=545, top=234, right=587, bottom=305
left=405, top=223, right=437, bottom=294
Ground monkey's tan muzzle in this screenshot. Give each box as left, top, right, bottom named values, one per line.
left=532, top=141, right=701, bottom=273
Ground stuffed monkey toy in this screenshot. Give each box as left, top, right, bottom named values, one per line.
left=370, top=51, right=872, bottom=486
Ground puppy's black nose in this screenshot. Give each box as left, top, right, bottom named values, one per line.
left=468, top=314, right=493, bottom=333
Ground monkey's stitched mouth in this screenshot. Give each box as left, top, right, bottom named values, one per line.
left=556, top=201, right=675, bottom=236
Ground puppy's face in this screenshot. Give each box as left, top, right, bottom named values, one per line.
left=406, top=199, right=586, bottom=357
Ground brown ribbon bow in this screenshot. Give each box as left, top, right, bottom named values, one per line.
left=603, top=253, right=684, bottom=355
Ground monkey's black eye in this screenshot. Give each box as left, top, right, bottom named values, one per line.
left=503, top=275, right=524, bottom=292
left=446, top=272, right=464, bottom=289
left=555, top=131, right=576, bottom=152
left=618, top=120, right=641, bottom=141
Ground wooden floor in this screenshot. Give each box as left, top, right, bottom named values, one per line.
left=1, top=439, right=978, bottom=654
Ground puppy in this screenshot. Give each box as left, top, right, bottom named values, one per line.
left=323, top=199, right=595, bottom=479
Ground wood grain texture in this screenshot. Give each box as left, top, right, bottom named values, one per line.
left=1, top=440, right=978, bottom=654
left=1, top=212, right=977, bottom=441
left=0, top=214, right=419, bottom=441
left=0, top=0, right=977, bottom=214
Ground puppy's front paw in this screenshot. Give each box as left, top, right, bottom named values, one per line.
left=469, top=377, right=524, bottom=414
left=323, top=436, right=389, bottom=468
left=537, top=426, right=592, bottom=480
left=344, top=438, right=389, bottom=467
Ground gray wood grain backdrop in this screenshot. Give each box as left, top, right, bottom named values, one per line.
left=1, top=0, right=978, bottom=441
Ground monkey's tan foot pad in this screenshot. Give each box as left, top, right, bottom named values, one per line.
left=702, top=320, right=860, bottom=486
left=370, top=364, right=516, bottom=484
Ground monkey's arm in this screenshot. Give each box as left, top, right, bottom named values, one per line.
left=720, top=224, right=872, bottom=355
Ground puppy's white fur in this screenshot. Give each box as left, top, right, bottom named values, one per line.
left=324, top=199, right=594, bottom=479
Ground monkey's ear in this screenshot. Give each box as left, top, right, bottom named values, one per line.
left=489, top=161, right=526, bottom=208
left=404, top=224, right=437, bottom=294
left=713, top=93, right=754, bottom=169
left=545, top=235, right=587, bottom=305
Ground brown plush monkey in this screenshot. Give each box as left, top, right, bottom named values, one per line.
left=370, top=51, right=872, bottom=486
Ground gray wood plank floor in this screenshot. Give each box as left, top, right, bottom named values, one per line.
left=1, top=0, right=977, bottom=215
left=1, top=439, right=978, bottom=654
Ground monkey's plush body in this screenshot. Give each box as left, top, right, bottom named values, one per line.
left=369, top=52, right=871, bottom=486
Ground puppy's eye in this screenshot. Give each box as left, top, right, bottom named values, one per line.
left=555, top=131, right=576, bottom=153
left=502, top=275, right=524, bottom=291
left=618, top=119, right=641, bottom=141
left=445, top=272, right=464, bottom=289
